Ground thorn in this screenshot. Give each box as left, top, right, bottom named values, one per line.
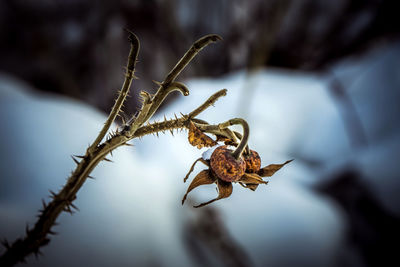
left=48, top=229, right=57, bottom=235
left=71, top=156, right=79, bottom=165
left=164, top=114, right=167, bottom=122
left=124, top=143, right=133, bottom=147
left=69, top=203, right=79, bottom=211
left=110, top=150, right=113, bottom=157
left=104, top=158, right=113, bottom=162
left=64, top=205, right=74, bottom=215
left=156, top=132, right=159, bottom=138
left=25, top=224, right=30, bottom=235
left=41, top=199, right=46, bottom=209
left=170, top=129, right=174, bottom=136
left=152, top=80, right=162, bottom=86
left=49, top=190, right=57, bottom=199
left=41, top=238, right=50, bottom=247
left=74, top=155, right=85, bottom=159
left=174, top=113, right=178, bottom=120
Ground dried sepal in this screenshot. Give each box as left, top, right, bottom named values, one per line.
left=238, top=172, right=268, bottom=191
left=239, top=183, right=259, bottom=191
left=239, top=172, right=267, bottom=185
left=183, top=158, right=209, bottom=183
left=182, top=170, right=216, bottom=205
left=194, top=179, right=233, bottom=208
left=258, top=159, right=293, bottom=177
left=188, top=121, right=217, bottom=149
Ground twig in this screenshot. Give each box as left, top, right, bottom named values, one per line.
left=89, top=30, right=139, bottom=151
left=0, top=32, right=222, bottom=267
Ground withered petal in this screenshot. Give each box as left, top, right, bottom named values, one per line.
left=258, top=159, right=293, bottom=177
left=182, top=170, right=216, bottom=205
left=188, top=121, right=218, bottom=149
left=183, top=157, right=210, bottom=183
left=194, top=180, right=232, bottom=208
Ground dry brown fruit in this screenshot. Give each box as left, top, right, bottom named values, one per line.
left=210, top=145, right=246, bottom=182
left=243, top=149, right=261, bottom=173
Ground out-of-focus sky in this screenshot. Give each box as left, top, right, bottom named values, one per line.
left=1, top=1, right=400, bottom=267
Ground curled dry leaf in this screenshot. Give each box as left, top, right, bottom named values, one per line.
left=194, top=180, right=233, bottom=208
left=182, top=170, right=216, bottom=205
left=258, top=159, right=293, bottom=177
left=238, top=172, right=268, bottom=191
left=188, top=121, right=218, bottom=149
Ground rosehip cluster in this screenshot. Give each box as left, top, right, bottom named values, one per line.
left=182, top=143, right=292, bottom=208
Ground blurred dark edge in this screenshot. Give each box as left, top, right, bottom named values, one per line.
left=0, top=0, right=399, bottom=115
left=316, top=170, right=400, bottom=267
left=1, top=1, right=400, bottom=267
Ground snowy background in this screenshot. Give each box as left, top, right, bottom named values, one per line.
left=1, top=1, right=400, bottom=267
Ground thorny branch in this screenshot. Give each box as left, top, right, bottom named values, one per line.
left=0, top=31, right=226, bottom=267
left=89, top=30, right=140, bottom=151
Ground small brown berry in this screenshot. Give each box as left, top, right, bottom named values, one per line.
left=244, top=150, right=261, bottom=173
left=210, top=146, right=246, bottom=182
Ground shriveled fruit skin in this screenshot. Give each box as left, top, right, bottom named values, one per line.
left=210, top=146, right=246, bottom=182
left=244, top=150, right=261, bottom=173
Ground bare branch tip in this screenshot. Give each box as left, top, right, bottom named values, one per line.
left=202, top=34, right=223, bottom=43
left=124, top=28, right=139, bottom=46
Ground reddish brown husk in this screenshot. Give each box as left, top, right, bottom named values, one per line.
left=210, top=146, right=246, bottom=182
left=243, top=150, right=261, bottom=173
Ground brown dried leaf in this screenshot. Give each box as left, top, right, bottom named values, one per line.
left=194, top=180, right=232, bottom=208
left=188, top=121, right=217, bottom=149
left=183, top=158, right=210, bottom=183
left=258, top=159, right=293, bottom=177
left=182, top=170, right=216, bottom=205
left=239, top=173, right=268, bottom=185
left=238, top=172, right=268, bottom=191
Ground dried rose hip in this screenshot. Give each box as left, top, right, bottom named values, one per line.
left=210, top=145, right=246, bottom=182
left=243, top=149, right=261, bottom=173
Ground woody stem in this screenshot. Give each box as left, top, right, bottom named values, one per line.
left=219, top=118, right=249, bottom=160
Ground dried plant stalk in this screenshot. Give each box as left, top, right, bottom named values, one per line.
left=0, top=31, right=223, bottom=267
left=0, top=30, right=285, bottom=267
